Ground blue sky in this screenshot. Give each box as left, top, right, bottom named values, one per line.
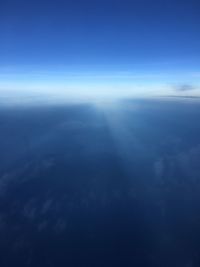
left=0, top=0, right=200, bottom=100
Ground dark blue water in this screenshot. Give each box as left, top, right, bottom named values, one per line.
left=0, top=98, right=200, bottom=267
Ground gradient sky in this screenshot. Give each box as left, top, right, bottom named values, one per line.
left=0, top=0, right=200, bottom=100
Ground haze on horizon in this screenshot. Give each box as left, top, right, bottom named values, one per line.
left=0, top=0, right=200, bottom=102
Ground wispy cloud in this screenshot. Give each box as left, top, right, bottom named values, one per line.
left=174, top=84, right=196, bottom=92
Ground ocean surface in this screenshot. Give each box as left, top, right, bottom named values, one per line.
left=0, top=98, right=200, bottom=266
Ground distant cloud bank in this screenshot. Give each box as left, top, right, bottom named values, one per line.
left=174, top=84, right=196, bottom=92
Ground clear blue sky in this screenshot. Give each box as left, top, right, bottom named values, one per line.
left=0, top=0, right=200, bottom=98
